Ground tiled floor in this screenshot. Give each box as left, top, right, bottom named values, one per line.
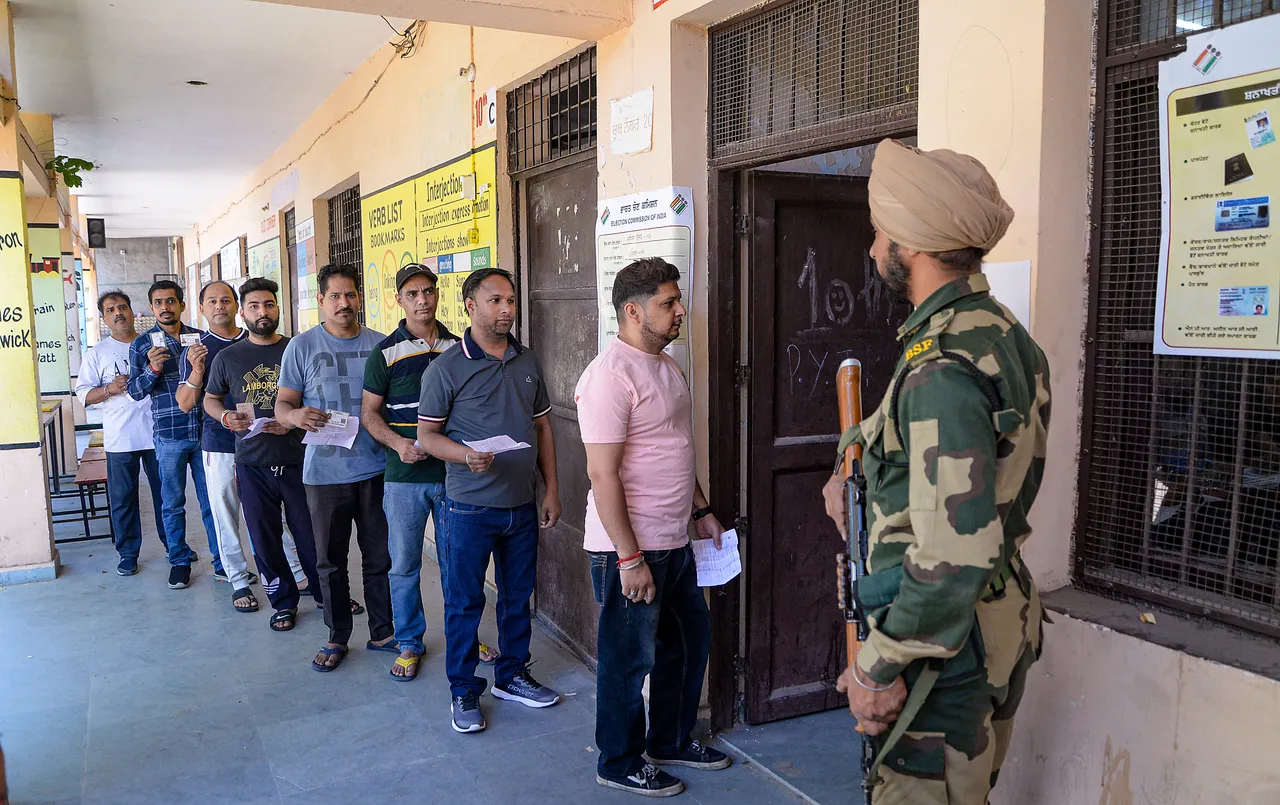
left=721, top=710, right=865, bottom=805
left=0, top=518, right=803, bottom=805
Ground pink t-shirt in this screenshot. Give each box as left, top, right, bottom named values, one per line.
left=575, top=339, right=695, bottom=552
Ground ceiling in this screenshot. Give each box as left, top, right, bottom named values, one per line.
left=13, top=0, right=408, bottom=238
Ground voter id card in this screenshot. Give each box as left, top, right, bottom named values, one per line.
left=1215, top=196, right=1270, bottom=232
left=236, top=403, right=254, bottom=419
left=325, top=410, right=350, bottom=429
left=150, top=332, right=165, bottom=348
left=180, top=333, right=201, bottom=348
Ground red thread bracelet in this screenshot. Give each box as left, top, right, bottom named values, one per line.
left=616, top=551, right=642, bottom=567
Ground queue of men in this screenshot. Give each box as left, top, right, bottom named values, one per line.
left=76, top=138, right=1047, bottom=802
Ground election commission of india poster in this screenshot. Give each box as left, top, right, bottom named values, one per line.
left=360, top=143, right=498, bottom=335
left=595, top=186, right=694, bottom=375
left=1156, top=15, right=1280, bottom=358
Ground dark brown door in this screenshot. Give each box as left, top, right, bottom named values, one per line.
left=744, top=170, right=911, bottom=723
left=521, top=155, right=600, bottom=662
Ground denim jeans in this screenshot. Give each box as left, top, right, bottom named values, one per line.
left=153, top=437, right=220, bottom=570
left=384, top=481, right=446, bottom=657
left=590, top=544, right=711, bottom=778
left=439, top=498, right=538, bottom=698
left=105, top=449, right=170, bottom=561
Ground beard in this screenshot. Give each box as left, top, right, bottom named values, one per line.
left=877, top=242, right=912, bottom=304
left=247, top=316, right=278, bottom=337
left=640, top=320, right=679, bottom=352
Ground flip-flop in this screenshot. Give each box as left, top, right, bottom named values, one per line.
left=390, top=655, right=420, bottom=682
left=479, top=642, right=500, bottom=666
left=232, top=588, right=259, bottom=613
left=366, top=639, right=401, bottom=654
left=270, top=609, right=296, bottom=631
left=315, top=599, right=364, bottom=615
left=311, top=645, right=347, bottom=672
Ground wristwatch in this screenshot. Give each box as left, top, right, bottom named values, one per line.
left=692, top=505, right=714, bottom=522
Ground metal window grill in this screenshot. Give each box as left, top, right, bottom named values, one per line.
left=507, top=48, right=597, bottom=174
left=709, top=0, right=918, bottom=167
left=327, top=185, right=362, bottom=270
left=1082, top=0, right=1280, bottom=636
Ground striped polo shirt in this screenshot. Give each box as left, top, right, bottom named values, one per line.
left=363, top=319, right=459, bottom=483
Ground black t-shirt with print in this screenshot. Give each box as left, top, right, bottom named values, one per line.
left=206, top=337, right=303, bottom=466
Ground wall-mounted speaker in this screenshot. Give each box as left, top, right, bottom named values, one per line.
left=87, top=217, right=106, bottom=249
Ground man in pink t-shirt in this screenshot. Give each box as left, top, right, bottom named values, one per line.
left=576, top=257, right=730, bottom=798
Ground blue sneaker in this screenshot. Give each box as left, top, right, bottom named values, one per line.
left=116, top=558, right=139, bottom=576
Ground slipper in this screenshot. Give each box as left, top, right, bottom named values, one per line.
left=232, top=588, right=259, bottom=613
left=366, top=639, right=401, bottom=654
left=312, top=645, right=347, bottom=672
left=479, top=642, right=500, bottom=666
left=315, top=599, right=364, bottom=615
left=390, top=654, right=420, bottom=682
left=270, top=609, right=296, bottom=631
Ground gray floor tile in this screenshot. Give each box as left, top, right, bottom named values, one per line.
left=0, top=703, right=88, bottom=804
left=278, top=755, right=485, bottom=805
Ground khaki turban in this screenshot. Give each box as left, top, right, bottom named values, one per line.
left=868, top=139, right=1014, bottom=254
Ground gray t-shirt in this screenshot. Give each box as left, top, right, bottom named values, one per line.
left=278, top=324, right=387, bottom=485
left=418, top=329, right=551, bottom=507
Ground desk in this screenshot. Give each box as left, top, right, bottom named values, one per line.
left=55, top=459, right=113, bottom=544
left=40, top=403, right=63, bottom=494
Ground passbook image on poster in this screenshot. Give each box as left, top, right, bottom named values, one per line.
left=1215, top=197, right=1270, bottom=231
left=1218, top=286, right=1269, bottom=316
left=1248, top=110, right=1276, bottom=149
left=1225, top=152, right=1255, bottom=185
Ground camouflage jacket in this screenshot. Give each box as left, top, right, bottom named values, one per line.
left=849, top=273, right=1051, bottom=685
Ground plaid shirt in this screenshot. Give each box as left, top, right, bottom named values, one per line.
left=127, top=323, right=203, bottom=442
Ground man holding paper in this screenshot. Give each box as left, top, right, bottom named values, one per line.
left=204, top=278, right=320, bottom=631
left=575, top=258, right=729, bottom=797
left=276, top=264, right=395, bottom=671
left=417, top=268, right=563, bottom=733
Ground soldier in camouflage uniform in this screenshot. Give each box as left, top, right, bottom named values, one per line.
left=823, top=139, right=1051, bottom=805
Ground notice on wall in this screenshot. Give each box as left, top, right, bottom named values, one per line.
left=361, top=143, right=498, bottom=335
left=595, top=186, right=694, bottom=374
left=62, top=251, right=80, bottom=377
left=295, top=217, right=319, bottom=332
left=1156, top=15, right=1280, bottom=357
left=248, top=238, right=282, bottom=287
left=0, top=176, right=39, bottom=446
left=199, top=258, right=213, bottom=285
left=220, top=238, right=244, bottom=281
left=29, top=225, right=70, bottom=395
left=76, top=258, right=88, bottom=359
left=609, top=87, right=654, bottom=156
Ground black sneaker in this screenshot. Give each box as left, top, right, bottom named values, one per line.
left=597, top=763, right=685, bottom=798
left=213, top=568, right=228, bottom=582
left=647, top=740, right=732, bottom=770
left=116, top=558, right=139, bottom=576
left=451, top=689, right=486, bottom=734
left=168, top=565, right=192, bottom=589
left=246, top=572, right=259, bottom=585
left=492, top=667, right=560, bottom=708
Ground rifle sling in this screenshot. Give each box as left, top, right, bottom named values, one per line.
left=865, top=662, right=943, bottom=788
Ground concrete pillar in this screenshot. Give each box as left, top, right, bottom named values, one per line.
left=916, top=0, right=1093, bottom=593
left=0, top=0, right=58, bottom=584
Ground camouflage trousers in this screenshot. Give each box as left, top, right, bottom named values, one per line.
left=874, top=579, right=1043, bottom=805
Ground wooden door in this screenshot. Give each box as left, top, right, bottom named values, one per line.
left=744, top=171, right=911, bottom=723
left=521, top=155, right=600, bottom=662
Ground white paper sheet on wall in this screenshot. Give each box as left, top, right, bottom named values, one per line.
left=983, top=260, right=1033, bottom=332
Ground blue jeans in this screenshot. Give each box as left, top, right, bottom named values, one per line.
left=439, top=498, right=538, bottom=698
left=153, top=437, right=220, bottom=570
left=105, top=449, right=170, bottom=562
left=384, top=481, right=446, bottom=656
left=590, top=544, right=711, bottom=778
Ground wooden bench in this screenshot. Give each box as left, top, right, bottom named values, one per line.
left=81, top=447, right=107, bottom=463
left=54, top=459, right=113, bottom=544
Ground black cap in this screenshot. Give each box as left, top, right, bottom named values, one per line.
left=395, top=263, right=438, bottom=290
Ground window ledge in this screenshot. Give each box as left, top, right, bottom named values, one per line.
left=1043, top=586, right=1280, bottom=683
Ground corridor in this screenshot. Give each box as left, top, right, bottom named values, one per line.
left=0, top=535, right=799, bottom=805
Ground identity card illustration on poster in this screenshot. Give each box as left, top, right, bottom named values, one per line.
left=595, top=186, right=694, bottom=376
left=1156, top=14, right=1280, bottom=358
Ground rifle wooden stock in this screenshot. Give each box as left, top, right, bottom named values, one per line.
left=835, top=359, right=863, bottom=681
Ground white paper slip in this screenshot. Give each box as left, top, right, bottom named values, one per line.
left=180, top=333, right=201, bottom=347
left=242, top=417, right=275, bottom=440
left=691, top=529, right=742, bottom=587
left=462, top=435, right=531, bottom=454
left=303, top=414, right=360, bottom=450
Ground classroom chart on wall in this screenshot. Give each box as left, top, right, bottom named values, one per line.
left=1156, top=15, right=1280, bottom=358
left=295, top=217, right=319, bottom=332
left=0, top=175, right=40, bottom=446
left=361, top=143, right=498, bottom=335
left=62, top=251, right=80, bottom=377
left=248, top=238, right=282, bottom=287
left=595, top=186, right=694, bottom=374
left=29, top=225, right=71, bottom=394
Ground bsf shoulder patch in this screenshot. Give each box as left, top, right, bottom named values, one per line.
left=904, top=335, right=941, bottom=363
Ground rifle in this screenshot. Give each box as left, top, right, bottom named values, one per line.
left=835, top=357, right=878, bottom=804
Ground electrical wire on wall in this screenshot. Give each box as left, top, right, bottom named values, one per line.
left=196, top=20, right=427, bottom=242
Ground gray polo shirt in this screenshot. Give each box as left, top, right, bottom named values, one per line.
left=418, top=328, right=551, bottom=507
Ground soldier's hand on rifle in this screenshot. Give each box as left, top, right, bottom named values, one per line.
left=836, top=664, right=908, bottom=737
left=620, top=561, right=656, bottom=605
left=823, top=471, right=848, bottom=538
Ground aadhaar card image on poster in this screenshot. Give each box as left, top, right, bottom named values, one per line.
left=1219, top=285, right=1269, bottom=316
left=1215, top=196, right=1270, bottom=231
